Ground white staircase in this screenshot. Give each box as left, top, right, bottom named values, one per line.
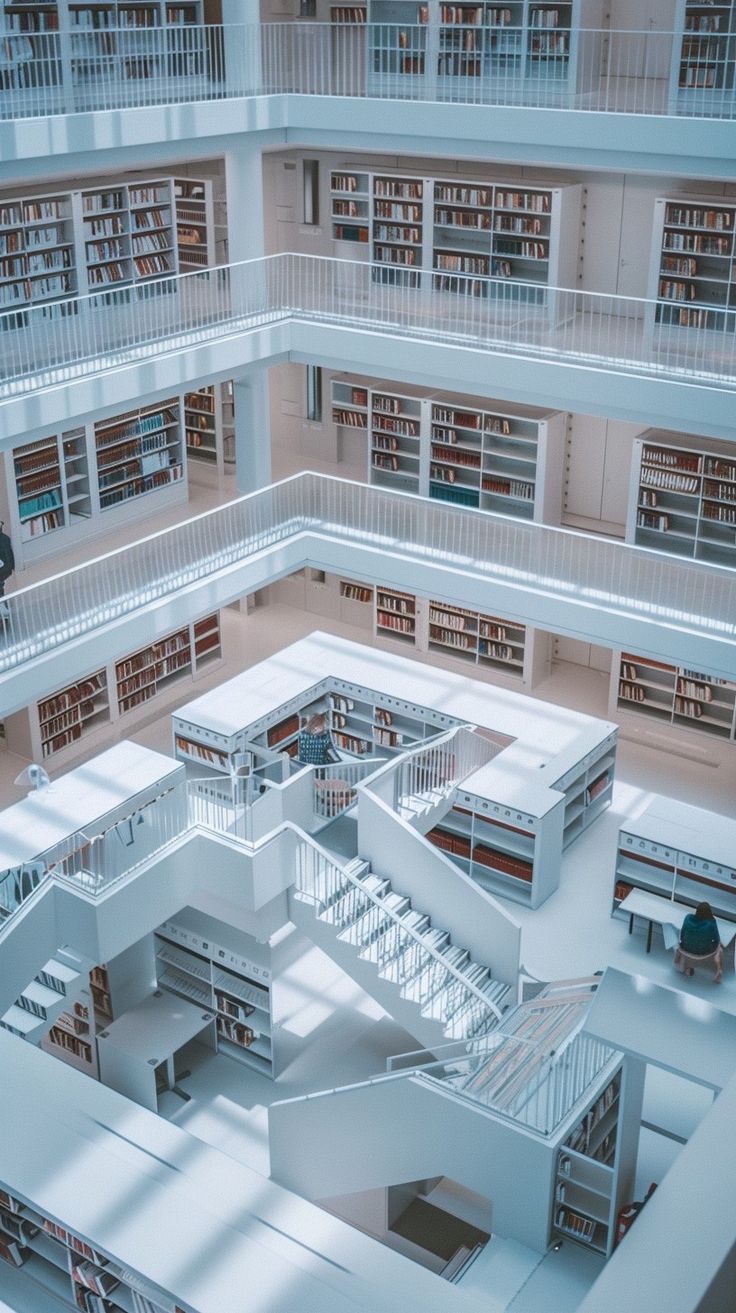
left=290, top=853, right=511, bottom=1052
left=0, top=949, right=86, bottom=1043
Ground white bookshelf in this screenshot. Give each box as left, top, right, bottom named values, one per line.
left=611, top=650, right=736, bottom=743
left=5, top=613, right=222, bottom=764
left=327, top=166, right=580, bottom=306
left=3, top=397, right=190, bottom=567
left=427, top=779, right=565, bottom=907
left=174, top=175, right=216, bottom=271
left=553, top=1068, right=622, bottom=1256
left=612, top=795, right=736, bottom=923
left=183, top=381, right=233, bottom=475
left=367, top=2, right=605, bottom=103
left=94, top=398, right=184, bottom=512
left=0, top=172, right=215, bottom=323
left=330, top=374, right=566, bottom=524
left=669, top=0, right=736, bottom=114
left=155, top=908, right=279, bottom=1077
left=428, top=601, right=527, bottom=676
left=626, top=429, right=736, bottom=569
left=648, top=194, right=736, bottom=338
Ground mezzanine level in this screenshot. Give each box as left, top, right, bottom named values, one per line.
left=0, top=24, right=734, bottom=176
left=0, top=470, right=733, bottom=717
left=1, top=253, right=735, bottom=445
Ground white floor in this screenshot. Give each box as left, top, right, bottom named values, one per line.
left=4, top=597, right=734, bottom=1313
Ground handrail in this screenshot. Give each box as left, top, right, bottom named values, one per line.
left=1, top=22, right=734, bottom=121
left=2, top=252, right=735, bottom=403
left=0, top=473, right=734, bottom=687
left=291, top=826, right=505, bottom=1025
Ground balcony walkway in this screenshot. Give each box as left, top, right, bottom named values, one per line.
left=0, top=473, right=733, bottom=716
left=2, top=256, right=735, bottom=415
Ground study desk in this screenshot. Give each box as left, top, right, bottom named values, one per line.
left=619, top=889, right=736, bottom=959
left=97, top=989, right=215, bottom=1112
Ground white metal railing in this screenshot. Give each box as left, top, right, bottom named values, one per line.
left=292, top=831, right=504, bottom=1025
left=2, top=253, right=735, bottom=400
left=187, top=776, right=250, bottom=841
left=0, top=780, right=189, bottom=919
left=0, top=473, right=734, bottom=683
left=396, top=725, right=500, bottom=814
left=400, top=1028, right=616, bottom=1135
left=312, top=759, right=386, bottom=820
left=272, top=1027, right=616, bottom=1137
left=1, top=24, right=734, bottom=121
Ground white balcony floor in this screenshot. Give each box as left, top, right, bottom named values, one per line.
left=2, top=275, right=734, bottom=409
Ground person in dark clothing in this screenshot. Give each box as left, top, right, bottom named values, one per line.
left=676, top=901, right=722, bottom=982
left=0, top=524, right=14, bottom=598
left=297, top=712, right=338, bottom=766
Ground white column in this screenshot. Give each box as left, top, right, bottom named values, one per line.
left=233, top=371, right=272, bottom=495
left=221, top=0, right=261, bottom=94
left=224, top=142, right=265, bottom=263
left=225, top=142, right=270, bottom=493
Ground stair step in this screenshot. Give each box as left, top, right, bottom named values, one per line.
left=340, top=893, right=410, bottom=949
left=17, top=979, right=64, bottom=1018
left=371, top=912, right=431, bottom=970
left=385, top=928, right=450, bottom=985
left=1, top=1005, right=41, bottom=1037
left=37, top=957, right=80, bottom=996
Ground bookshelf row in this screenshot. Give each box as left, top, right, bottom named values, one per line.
left=155, top=914, right=275, bottom=1076
left=5, top=613, right=221, bottom=763
left=367, top=0, right=605, bottom=88
left=1, top=1, right=202, bottom=30
left=331, top=375, right=566, bottom=523
left=0, top=1181, right=185, bottom=1313
left=611, top=651, right=736, bottom=743
left=626, top=429, right=736, bottom=569
left=0, top=174, right=215, bottom=317
left=649, top=193, right=736, bottom=333
left=329, top=168, right=580, bottom=298
left=612, top=795, right=736, bottom=924
left=553, top=1070, right=622, bottom=1256
left=4, top=381, right=233, bottom=565
left=426, top=724, right=616, bottom=906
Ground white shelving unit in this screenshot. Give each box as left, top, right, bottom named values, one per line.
left=183, top=381, right=233, bottom=476
left=2, top=395, right=190, bottom=566
left=330, top=374, right=566, bottom=524
left=428, top=719, right=616, bottom=905
left=5, top=613, right=222, bottom=764
left=610, top=650, right=736, bottom=743
left=428, top=779, right=564, bottom=908
left=367, top=2, right=605, bottom=105
left=553, top=1067, right=625, bottom=1257
left=626, top=429, right=736, bottom=569
left=174, top=175, right=216, bottom=271
left=155, top=907, right=287, bottom=1078
left=612, top=795, right=736, bottom=922
left=647, top=194, right=736, bottom=339
left=327, top=167, right=581, bottom=309
left=669, top=0, right=736, bottom=115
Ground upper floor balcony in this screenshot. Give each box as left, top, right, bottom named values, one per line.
left=1, top=252, right=734, bottom=445
left=1, top=23, right=734, bottom=174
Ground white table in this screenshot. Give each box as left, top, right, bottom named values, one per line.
left=619, top=889, right=736, bottom=958
left=97, top=989, right=216, bottom=1112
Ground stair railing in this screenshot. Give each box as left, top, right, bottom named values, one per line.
left=290, top=828, right=505, bottom=1025
left=311, top=757, right=389, bottom=821
left=394, top=724, right=501, bottom=815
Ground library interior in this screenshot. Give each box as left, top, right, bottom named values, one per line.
left=1, top=3, right=736, bottom=1312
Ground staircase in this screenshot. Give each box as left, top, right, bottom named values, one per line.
left=289, top=852, right=511, bottom=1052
left=1, top=949, right=87, bottom=1043
left=446, top=976, right=602, bottom=1119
